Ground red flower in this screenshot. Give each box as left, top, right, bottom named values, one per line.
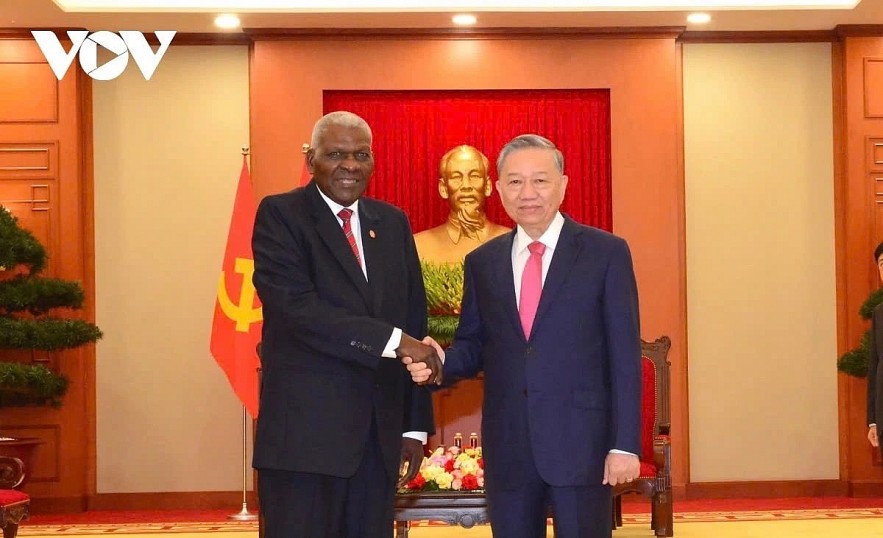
left=444, top=459, right=455, bottom=472
left=461, top=474, right=479, bottom=491
left=407, top=474, right=426, bottom=490
left=477, top=458, right=483, bottom=469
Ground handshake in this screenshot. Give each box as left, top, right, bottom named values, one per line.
left=395, top=334, right=446, bottom=386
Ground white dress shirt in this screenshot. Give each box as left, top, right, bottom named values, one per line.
left=510, top=212, right=633, bottom=457
left=317, top=189, right=424, bottom=443
left=511, top=212, right=566, bottom=304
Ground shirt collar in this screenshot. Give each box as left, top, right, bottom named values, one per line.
left=514, top=212, right=565, bottom=255
left=317, top=186, right=359, bottom=219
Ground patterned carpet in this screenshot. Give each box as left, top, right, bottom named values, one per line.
left=20, top=522, right=259, bottom=536
left=17, top=506, right=883, bottom=535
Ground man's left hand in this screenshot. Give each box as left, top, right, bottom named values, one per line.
left=602, top=452, right=640, bottom=486
left=398, top=437, right=424, bottom=488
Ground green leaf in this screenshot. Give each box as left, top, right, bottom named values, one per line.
left=860, top=288, right=883, bottom=320
left=0, top=362, right=68, bottom=408
left=0, top=318, right=102, bottom=351
left=421, top=260, right=464, bottom=316
left=0, top=277, right=85, bottom=315
left=427, top=316, right=459, bottom=348
left=0, top=208, right=46, bottom=275
left=421, top=260, right=466, bottom=346
left=838, top=329, right=871, bottom=378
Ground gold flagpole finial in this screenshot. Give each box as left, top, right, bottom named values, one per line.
left=301, top=143, right=310, bottom=154
left=241, top=146, right=250, bottom=156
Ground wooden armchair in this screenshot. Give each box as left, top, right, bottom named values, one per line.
left=0, top=456, right=29, bottom=538
left=612, top=336, right=672, bottom=537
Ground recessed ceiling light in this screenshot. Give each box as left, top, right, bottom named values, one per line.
left=214, top=14, right=241, bottom=29
left=452, top=14, right=477, bottom=25
left=687, top=12, right=711, bottom=23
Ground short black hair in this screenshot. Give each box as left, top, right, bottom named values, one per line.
left=875, top=241, right=883, bottom=263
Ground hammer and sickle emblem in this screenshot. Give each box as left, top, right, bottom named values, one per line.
left=217, top=257, right=263, bottom=332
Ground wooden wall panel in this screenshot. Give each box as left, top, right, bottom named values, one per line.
left=3, top=425, right=60, bottom=482
left=864, top=59, right=883, bottom=118
left=0, top=37, right=94, bottom=510
left=869, top=138, right=883, bottom=170
left=0, top=64, right=58, bottom=123
left=837, top=35, right=883, bottom=492
left=0, top=143, right=56, bottom=175
left=432, top=380, right=484, bottom=447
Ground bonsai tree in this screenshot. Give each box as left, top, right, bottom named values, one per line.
left=837, top=287, right=883, bottom=378
left=0, top=207, right=101, bottom=407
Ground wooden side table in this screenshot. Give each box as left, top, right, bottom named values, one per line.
left=0, top=439, right=42, bottom=490
left=394, top=492, right=489, bottom=538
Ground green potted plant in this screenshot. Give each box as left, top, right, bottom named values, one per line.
left=837, top=288, right=883, bottom=378
left=421, top=261, right=464, bottom=347
left=0, top=207, right=101, bottom=408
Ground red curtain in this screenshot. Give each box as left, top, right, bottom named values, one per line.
left=323, top=89, right=611, bottom=233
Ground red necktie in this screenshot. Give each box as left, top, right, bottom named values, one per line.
left=338, top=208, right=362, bottom=267
left=519, top=241, right=545, bottom=339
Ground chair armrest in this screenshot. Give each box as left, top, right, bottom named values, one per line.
left=652, top=435, right=670, bottom=471
left=0, top=457, right=24, bottom=489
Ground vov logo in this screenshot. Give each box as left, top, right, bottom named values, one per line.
left=31, top=30, right=176, bottom=81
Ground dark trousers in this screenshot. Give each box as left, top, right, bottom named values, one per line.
left=486, top=453, right=612, bottom=538
left=258, top=421, right=395, bottom=538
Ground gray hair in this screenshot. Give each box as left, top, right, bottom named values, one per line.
left=496, top=134, right=564, bottom=176
left=310, top=111, right=372, bottom=148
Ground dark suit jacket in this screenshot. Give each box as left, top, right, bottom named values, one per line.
left=251, top=181, right=434, bottom=480
left=868, top=303, right=883, bottom=459
left=444, top=217, right=642, bottom=489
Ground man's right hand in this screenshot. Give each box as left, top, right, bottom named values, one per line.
left=870, top=425, right=879, bottom=448
left=396, top=334, right=443, bottom=385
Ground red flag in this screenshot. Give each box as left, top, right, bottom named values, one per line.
left=210, top=156, right=262, bottom=417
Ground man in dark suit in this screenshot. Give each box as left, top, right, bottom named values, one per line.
left=252, top=111, right=442, bottom=538
left=407, top=134, right=641, bottom=538
left=867, top=241, right=883, bottom=458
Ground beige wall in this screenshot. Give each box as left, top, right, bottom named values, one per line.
left=93, top=46, right=251, bottom=492
left=684, top=43, right=838, bottom=481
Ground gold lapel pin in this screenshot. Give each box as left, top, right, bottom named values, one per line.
left=369, top=230, right=376, bottom=239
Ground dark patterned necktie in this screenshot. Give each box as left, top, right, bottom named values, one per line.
left=338, top=208, right=362, bottom=267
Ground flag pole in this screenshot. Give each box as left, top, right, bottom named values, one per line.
left=228, top=405, right=258, bottom=521
left=227, top=145, right=258, bottom=522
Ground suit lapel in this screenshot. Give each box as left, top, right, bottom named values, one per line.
left=359, top=201, right=384, bottom=316
left=531, top=218, right=582, bottom=337
left=306, top=183, right=373, bottom=309
left=496, top=230, right=525, bottom=343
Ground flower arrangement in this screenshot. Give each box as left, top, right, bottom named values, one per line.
left=401, top=445, right=484, bottom=493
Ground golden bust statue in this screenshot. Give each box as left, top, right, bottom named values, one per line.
left=414, top=145, right=509, bottom=264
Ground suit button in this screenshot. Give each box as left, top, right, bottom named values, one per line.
left=522, top=389, right=528, bottom=397
left=525, top=346, right=534, bottom=356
